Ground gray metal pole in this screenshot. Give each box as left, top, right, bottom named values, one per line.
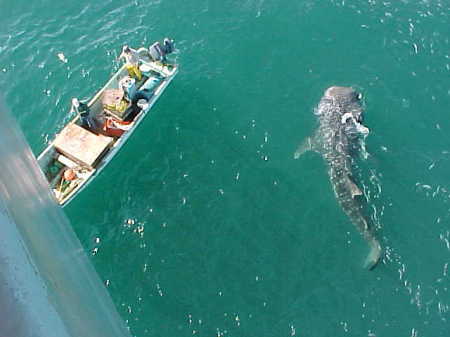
left=0, top=98, right=132, bottom=337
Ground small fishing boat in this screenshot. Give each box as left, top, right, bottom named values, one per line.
left=38, top=43, right=178, bottom=206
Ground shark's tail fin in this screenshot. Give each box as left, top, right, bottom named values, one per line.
left=364, top=238, right=382, bottom=270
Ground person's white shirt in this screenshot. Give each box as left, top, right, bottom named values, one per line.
left=119, top=46, right=139, bottom=66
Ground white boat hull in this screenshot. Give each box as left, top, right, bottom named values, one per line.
left=37, top=48, right=178, bottom=206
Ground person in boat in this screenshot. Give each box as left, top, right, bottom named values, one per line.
left=132, top=89, right=152, bottom=104
left=71, top=98, right=92, bottom=129
left=148, top=38, right=174, bottom=63
left=58, top=168, right=78, bottom=196
left=64, top=168, right=77, bottom=182
left=119, top=45, right=142, bottom=81
left=120, top=89, right=152, bottom=122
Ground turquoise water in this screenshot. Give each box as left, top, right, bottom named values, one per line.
left=1, top=1, right=449, bottom=336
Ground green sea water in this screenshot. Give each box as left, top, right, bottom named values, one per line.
left=1, top=0, right=449, bottom=336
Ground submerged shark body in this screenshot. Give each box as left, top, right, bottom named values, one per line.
left=295, top=86, right=381, bottom=270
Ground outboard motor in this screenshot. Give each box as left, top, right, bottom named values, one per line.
left=148, top=38, right=174, bottom=62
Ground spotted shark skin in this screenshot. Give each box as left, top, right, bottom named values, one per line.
left=295, top=86, right=381, bottom=270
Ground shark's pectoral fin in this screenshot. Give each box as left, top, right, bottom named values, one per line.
left=294, top=135, right=319, bottom=159
left=345, top=176, right=363, bottom=198
left=294, top=137, right=312, bottom=159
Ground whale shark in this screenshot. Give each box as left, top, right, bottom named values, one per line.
left=295, top=86, right=381, bottom=270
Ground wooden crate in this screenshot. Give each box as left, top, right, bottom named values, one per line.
left=54, top=124, right=113, bottom=169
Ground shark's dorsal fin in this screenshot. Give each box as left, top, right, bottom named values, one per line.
left=294, top=135, right=320, bottom=159
left=345, top=176, right=363, bottom=198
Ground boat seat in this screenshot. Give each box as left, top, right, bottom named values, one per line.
left=57, top=154, right=78, bottom=168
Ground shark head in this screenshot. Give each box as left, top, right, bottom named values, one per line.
left=324, top=86, right=362, bottom=119
left=324, top=86, right=359, bottom=101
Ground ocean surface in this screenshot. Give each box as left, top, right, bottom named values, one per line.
left=1, top=0, right=449, bottom=336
